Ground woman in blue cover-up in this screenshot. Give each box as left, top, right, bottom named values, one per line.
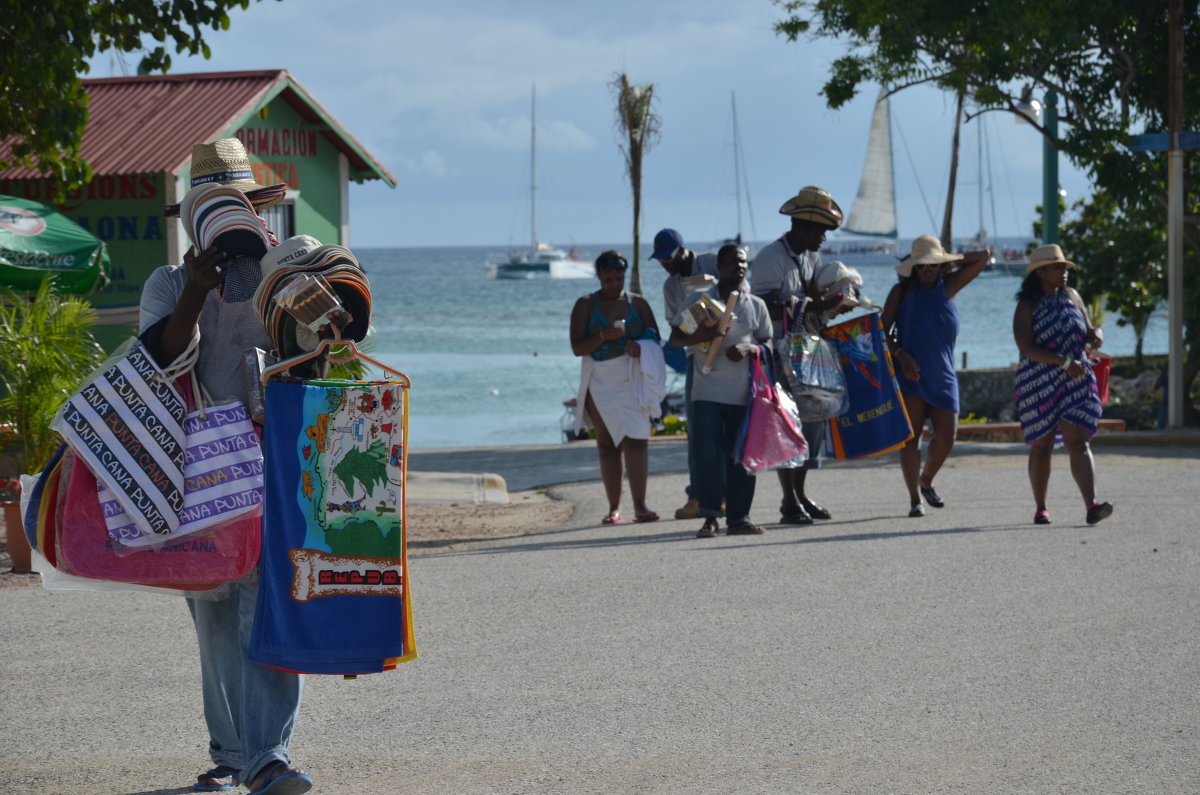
left=881, top=235, right=988, bottom=517
left=1012, top=244, right=1111, bottom=526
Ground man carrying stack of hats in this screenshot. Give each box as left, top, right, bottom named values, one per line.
left=140, top=139, right=356, bottom=795
left=749, top=186, right=846, bottom=528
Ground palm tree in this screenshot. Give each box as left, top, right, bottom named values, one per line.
left=0, top=277, right=104, bottom=475
left=611, top=73, right=661, bottom=296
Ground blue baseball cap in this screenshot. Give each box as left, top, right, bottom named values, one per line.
left=650, top=228, right=684, bottom=261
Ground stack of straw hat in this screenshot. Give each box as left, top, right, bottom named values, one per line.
left=179, top=182, right=275, bottom=258
left=252, top=235, right=372, bottom=358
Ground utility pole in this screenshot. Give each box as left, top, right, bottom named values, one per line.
left=1042, top=91, right=1059, bottom=244
left=1167, top=0, right=1184, bottom=427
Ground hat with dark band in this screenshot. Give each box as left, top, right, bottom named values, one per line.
left=778, top=185, right=844, bottom=228
left=165, top=138, right=287, bottom=218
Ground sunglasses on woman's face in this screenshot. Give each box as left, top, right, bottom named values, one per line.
left=913, top=263, right=939, bottom=271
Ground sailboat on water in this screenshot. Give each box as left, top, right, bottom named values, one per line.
left=716, top=92, right=758, bottom=256
left=826, top=88, right=901, bottom=260
left=487, top=86, right=592, bottom=280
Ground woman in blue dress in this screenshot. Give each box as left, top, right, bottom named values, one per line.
left=1012, top=244, right=1112, bottom=526
left=881, top=235, right=989, bottom=517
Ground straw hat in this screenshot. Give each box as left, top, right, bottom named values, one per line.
left=778, top=185, right=844, bottom=228
left=1025, top=244, right=1076, bottom=273
left=165, top=139, right=286, bottom=218
left=895, top=234, right=962, bottom=277
left=179, top=182, right=273, bottom=258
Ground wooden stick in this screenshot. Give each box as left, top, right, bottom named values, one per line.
left=702, top=290, right=739, bottom=374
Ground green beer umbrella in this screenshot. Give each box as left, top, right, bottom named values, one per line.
left=0, top=194, right=110, bottom=295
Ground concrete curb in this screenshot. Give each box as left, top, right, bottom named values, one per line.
left=406, top=471, right=510, bottom=505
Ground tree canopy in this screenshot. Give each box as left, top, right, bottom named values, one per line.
left=0, top=0, right=275, bottom=195
left=611, top=73, right=661, bottom=296
left=776, top=0, right=1200, bottom=415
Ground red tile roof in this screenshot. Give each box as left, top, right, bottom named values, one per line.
left=0, top=70, right=395, bottom=186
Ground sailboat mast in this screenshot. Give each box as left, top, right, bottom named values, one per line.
left=976, top=117, right=986, bottom=247
left=731, top=92, right=743, bottom=243
left=530, top=84, right=537, bottom=255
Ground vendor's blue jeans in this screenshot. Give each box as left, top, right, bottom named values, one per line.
left=187, top=572, right=303, bottom=784
left=691, top=399, right=755, bottom=525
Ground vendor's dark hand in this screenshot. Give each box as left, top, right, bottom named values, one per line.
left=183, top=245, right=228, bottom=293
left=725, top=343, right=754, bottom=362
left=599, top=325, right=625, bottom=342
left=811, top=290, right=844, bottom=315
left=318, top=309, right=353, bottom=340
left=692, top=319, right=719, bottom=344
left=625, top=340, right=641, bottom=358
left=1065, top=361, right=1085, bottom=380
left=898, top=351, right=921, bottom=382
left=1086, top=327, right=1104, bottom=349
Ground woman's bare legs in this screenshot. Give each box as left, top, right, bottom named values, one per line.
left=920, top=404, right=959, bottom=491
left=1059, top=420, right=1098, bottom=507
left=585, top=393, right=623, bottom=512
left=1027, top=432, right=1056, bottom=512
left=623, top=437, right=651, bottom=513
left=899, top=394, right=929, bottom=507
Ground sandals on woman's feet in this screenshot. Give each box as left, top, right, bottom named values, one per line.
left=246, top=761, right=313, bottom=795
left=1034, top=509, right=1051, bottom=525
left=800, top=500, right=831, bottom=520
left=696, top=519, right=719, bottom=538
left=194, top=766, right=240, bottom=792
left=601, top=511, right=623, bottom=525
left=909, top=503, right=925, bottom=517
left=780, top=509, right=813, bottom=525
left=1086, top=501, right=1113, bottom=525
left=727, top=522, right=765, bottom=535
left=634, top=509, right=659, bottom=523
left=919, top=483, right=944, bottom=508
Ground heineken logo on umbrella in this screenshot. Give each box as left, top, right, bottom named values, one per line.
left=0, top=206, right=47, bottom=237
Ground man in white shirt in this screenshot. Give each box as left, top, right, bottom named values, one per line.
left=750, top=186, right=845, bottom=526
left=650, top=228, right=719, bottom=520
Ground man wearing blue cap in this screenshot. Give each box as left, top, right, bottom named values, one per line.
left=650, top=228, right=719, bottom=519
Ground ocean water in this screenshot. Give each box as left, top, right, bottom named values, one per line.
left=357, top=241, right=1168, bottom=449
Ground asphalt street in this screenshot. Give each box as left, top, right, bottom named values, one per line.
left=2, top=437, right=1198, bottom=793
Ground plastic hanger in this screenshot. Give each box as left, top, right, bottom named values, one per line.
left=261, top=327, right=410, bottom=388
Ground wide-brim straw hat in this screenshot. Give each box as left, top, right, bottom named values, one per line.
left=895, top=234, right=962, bottom=277
left=179, top=182, right=273, bottom=258
left=165, top=138, right=287, bottom=218
left=1026, top=243, right=1076, bottom=273
left=778, top=185, right=844, bottom=228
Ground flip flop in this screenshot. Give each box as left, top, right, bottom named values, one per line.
left=246, top=762, right=313, bottom=795
left=726, top=522, right=765, bottom=535
left=696, top=520, right=719, bottom=538
left=634, top=509, right=659, bottom=523
left=801, top=501, right=832, bottom=520
left=601, top=511, right=623, bottom=525
left=1034, top=509, right=1051, bottom=525
left=780, top=510, right=813, bottom=526
left=194, top=767, right=240, bottom=792
left=909, top=503, right=925, bottom=517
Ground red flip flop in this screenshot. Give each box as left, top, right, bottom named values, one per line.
left=602, top=511, right=623, bottom=525
left=634, top=509, right=659, bottom=523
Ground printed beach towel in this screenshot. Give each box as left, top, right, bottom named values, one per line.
left=56, top=341, right=187, bottom=537
left=251, top=378, right=416, bottom=675
left=823, top=312, right=914, bottom=460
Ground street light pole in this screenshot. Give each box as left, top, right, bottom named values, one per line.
left=1042, top=90, right=1059, bottom=244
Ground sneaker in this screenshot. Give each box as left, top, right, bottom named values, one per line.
left=675, top=499, right=700, bottom=520
left=1086, top=501, right=1113, bottom=525
left=909, top=503, right=925, bottom=517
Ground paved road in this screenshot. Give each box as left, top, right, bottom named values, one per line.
left=2, top=439, right=1198, bottom=793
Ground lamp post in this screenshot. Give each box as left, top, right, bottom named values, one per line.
left=1041, top=91, right=1059, bottom=244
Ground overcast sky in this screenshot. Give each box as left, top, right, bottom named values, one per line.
left=91, top=0, right=1091, bottom=249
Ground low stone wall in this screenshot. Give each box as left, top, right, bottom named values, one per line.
left=957, top=366, right=1017, bottom=422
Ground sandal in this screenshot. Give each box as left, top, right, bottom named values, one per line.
left=726, top=522, right=765, bottom=535
left=909, top=503, right=925, bottom=517
left=194, top=766, right=240, bottom=792
left=800, top=500, right=831, bottom=520
left=634, top=509, right=659, bottom=523
left=1034, top=509, right=1051, bottom=525
left=780, top=509, right=813, bottom=526
left=696, top=519, right=719, bottom=538
left=601, top=511, right=623, bottom=525
left=920, top=484, right=944, bottom=508
left=246, top=761, right=313, bottom=795
left=1086, top=501, right=1113, bottom=525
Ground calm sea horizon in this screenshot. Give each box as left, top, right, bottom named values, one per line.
left=356, top=238, right=1168, bottom=449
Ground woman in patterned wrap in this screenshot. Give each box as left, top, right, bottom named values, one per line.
left=1012, top=244, right=1112, bottom=526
